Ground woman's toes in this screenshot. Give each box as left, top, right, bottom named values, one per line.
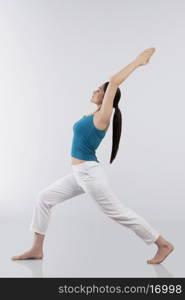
left=11, top=253, right=29, bottom=260
left=147, top=259, right=158, bottom=264
left=11, top=255, right=20, bottom=260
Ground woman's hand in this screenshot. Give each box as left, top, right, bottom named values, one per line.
left=134, top=47, right=156, bottom=67
left=109, top=47, right=156, bottom=86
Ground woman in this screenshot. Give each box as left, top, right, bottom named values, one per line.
left=11, top=48, right=174, bottom=264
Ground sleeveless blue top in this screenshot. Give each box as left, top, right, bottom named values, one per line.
left=71, top=114, right=110, bottom=162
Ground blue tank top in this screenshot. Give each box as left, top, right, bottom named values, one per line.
left=71, top=114, right=110, bottom=162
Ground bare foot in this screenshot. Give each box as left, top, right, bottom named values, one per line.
left=11, top=249, right=43, bottom=260
left=147, top=242, right=174, bottom=264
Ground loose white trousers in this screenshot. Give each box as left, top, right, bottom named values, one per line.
left=29, top=161, right=159, bottom=244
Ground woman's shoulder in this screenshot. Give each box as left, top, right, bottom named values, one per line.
left=93, top=111, right=110, bottom=131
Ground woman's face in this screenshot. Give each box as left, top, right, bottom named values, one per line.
left=90, top=84, right=105, bottom=105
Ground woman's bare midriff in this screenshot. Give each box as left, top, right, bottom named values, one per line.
left=71, top=157, right=87, bottom=165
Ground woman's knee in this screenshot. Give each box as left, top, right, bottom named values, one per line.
left=36, top=189, right=52, bottom=208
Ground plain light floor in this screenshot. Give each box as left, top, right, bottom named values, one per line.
left=0, top=215, right=184, bottom=278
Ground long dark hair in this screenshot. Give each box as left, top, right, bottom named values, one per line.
left=102, top=81, right=122, bottom=164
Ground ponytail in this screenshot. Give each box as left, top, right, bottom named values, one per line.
left=102, top=81, right=122, bottom=164
left=110, top=105, right=122, bottom=164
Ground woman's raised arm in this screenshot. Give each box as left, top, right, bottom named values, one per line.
left=110, top=47, right=156, bottom=86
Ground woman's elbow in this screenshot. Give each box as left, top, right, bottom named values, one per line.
left=109, top=77, right=120, bottom=87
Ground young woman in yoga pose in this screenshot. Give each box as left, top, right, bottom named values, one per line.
left=12, top=48, right=174, bottom=264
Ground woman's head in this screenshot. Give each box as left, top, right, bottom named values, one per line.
left=90, top=84, right=105, bottom=105
left=90, top=81, right=121, bottom=107
left=91, top=81, right=122, bottom=164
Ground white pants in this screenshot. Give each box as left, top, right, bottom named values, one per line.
left=29, top=161, right=159, bottom=245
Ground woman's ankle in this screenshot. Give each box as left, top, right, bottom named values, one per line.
left=30, top=245, right=43, bottom=252
left=155, top=235, right=170, bottom=247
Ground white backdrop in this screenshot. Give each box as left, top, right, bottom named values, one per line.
left=0, top=0, right=184, bottom=277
